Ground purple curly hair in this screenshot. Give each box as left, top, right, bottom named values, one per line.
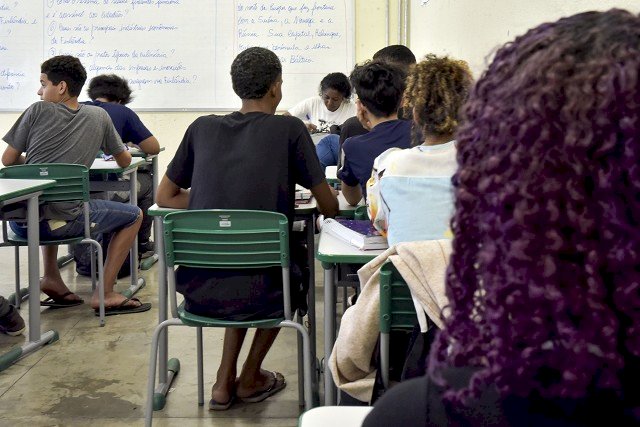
left=429, top=9, right=640, bottom=404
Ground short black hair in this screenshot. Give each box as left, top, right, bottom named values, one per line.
left=40, top=55, right=87, bottom=97
left=350, top=60, right=406, bottom=117
left=319, top=72, right=351, bottom=98
left=231, top=47, right=282, bottom=99
left=373, top=45, right=417, bottom=67
left=87, top=74, right=133, bottom=104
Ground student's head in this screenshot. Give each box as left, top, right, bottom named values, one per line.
left=403, top=55, right=472, bottom=143
left=373, top=45, right=416, bottom=73
left=39, top=55, right=87, bottom=101
left=230, top=47, right=282, bottom=108
left=318, top=72, right=351, bottom=112
left=87, top=74, right=133, bottom=104
left=349, top=61, right=405, bottom=119
left=430, top=9, right=640, bottom=404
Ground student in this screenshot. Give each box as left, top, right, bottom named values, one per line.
left=364, top=9, right=640, bottom=426
left=286, top=72, right=356, bottom=170
left=338, top=60, right=411, bottom=205
left=285, top=72, right=355, bottom=132
left=84, top=74, right=160, bottom=258
left=0, top=295, right=24, bottom=336
left=156, top=47, right=338, bottom=410
left=338, top=45, right=417, bottom=161
left=368, top=55, right=473, bottom=246
left=2, top=55, right=151, bottom=315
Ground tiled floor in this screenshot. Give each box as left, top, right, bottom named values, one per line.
left=0, top=245, right=327, bottom=426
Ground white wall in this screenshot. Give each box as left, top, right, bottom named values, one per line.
left=409, top=0, right=640, bottom=76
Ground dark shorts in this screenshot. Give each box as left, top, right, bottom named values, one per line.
left=10, top=200, right=140, bottom=240
left=176, top=231, right=309, bottom=321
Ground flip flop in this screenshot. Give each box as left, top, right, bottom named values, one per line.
left=40, top=291, right=84, bottom=308
left=94, top=297, right=152, bottom=316
left=208, top=395, right=235, bottom=411
left=238, top=371, right=286, bottom=403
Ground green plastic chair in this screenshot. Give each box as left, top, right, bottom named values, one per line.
left=353, top=205, right=369, bottom=220
left=379, top=261, right=418, bottom=389
left=144, top=210, right=313, bottom=426
left=0, top=164, right=107, bottom=325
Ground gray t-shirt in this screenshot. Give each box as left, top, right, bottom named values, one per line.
left=3, top=101, right=126, bottom=219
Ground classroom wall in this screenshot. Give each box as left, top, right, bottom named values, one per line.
left=0, top=0, right=391, bottom=176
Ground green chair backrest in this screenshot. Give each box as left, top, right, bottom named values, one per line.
left=163, top=210, right=289, bottom=269
left=379, top=261, right=417, bottom=334
left=0, top=164, right=89, bottom=203
left=354, top=205, right=369, bottom=220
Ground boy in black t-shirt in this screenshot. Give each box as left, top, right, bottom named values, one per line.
left=157, top=47, right=338, bottom=410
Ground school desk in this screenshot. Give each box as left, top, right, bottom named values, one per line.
left=0, top=179, right=57, bottom=372
left=130, top=147, right=165, bottom=270
left=89, top=157, right=147, bottom=299
left=316, top=229, right=384, bottom=405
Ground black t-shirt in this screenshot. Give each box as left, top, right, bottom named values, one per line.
left=166, top=111, right=325, bottom=320
left=167, top=111, right=325, bottom=223
left=363, top=368, right=639, bottom=427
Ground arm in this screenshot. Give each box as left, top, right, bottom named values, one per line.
left=2, top=146, right=25, bottom=166
left=341, top=182, right=363, bottom=206
left=157, top=174, right=189, bottom=209
left=137, top=136, right=160, bottom=155
left=311, top=181, right=338, bottom=218
left=113, top=149, right=132, bottom=168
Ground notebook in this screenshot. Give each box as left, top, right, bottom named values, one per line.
left=295, top=185, right=312, bottom=202
left=323, top=218, right=389, bottom=250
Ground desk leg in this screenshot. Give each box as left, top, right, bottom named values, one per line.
left=1, top=195, right=58, bottom=372
left=122, top=170, right=145, bottom=298
left=152, top=217, right=179, bottom=410
left=301, top=215, right=319, bottom=406
left=323, top=263, right=336, bottom=405
left=306, top=216, right=317, bottom=366
left=140, top=157, right=160, bottom=271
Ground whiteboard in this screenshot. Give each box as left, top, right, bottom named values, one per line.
left=0, top=0, right=355, bottom=111
left=409, top=0, right=640, bottom=77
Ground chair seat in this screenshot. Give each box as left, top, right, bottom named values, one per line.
left=177, top=302, right=284, bottom=329
left=6, top=229, right=84, bottom=246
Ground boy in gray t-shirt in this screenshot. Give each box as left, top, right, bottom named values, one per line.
left=1, top=55, right=150, bottom=316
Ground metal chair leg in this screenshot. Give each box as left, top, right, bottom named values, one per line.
left=145, top=319, right=184, bottom=427
left=280, top=320, right=314, bottom=411
left=14, top=246, right=21, bottom=309
left=197, top=326, right=204, bottom=406
left=83, top=239, right=104, bottom=326
left=380, top=332, right=390, bottom=389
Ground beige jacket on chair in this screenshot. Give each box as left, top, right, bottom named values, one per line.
left=328, top=240, right=452, bottom=402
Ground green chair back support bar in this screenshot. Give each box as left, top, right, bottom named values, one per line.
left=0, top=163, right=89, bottom=203
left=0, top=164, right=107, bottom=325
left=145, top=210, right=314, bottom=426
left=379, top=261, right=418, bottom=389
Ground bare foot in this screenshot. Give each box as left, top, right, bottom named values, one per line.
left=90, top=291, right=143, bottom=310
left=40, top=277, right=82, bottom=302
left=236, top=369, right=280, bottom=399
left=211, top=377, right=235, bottom=404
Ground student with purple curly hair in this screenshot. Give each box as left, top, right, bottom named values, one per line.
left=364, top=9, right=640, bottom=426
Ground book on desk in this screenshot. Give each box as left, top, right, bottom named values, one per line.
left=295, top=186, right=312, bottom=202
left=323, top=218, right=389, bottom=250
